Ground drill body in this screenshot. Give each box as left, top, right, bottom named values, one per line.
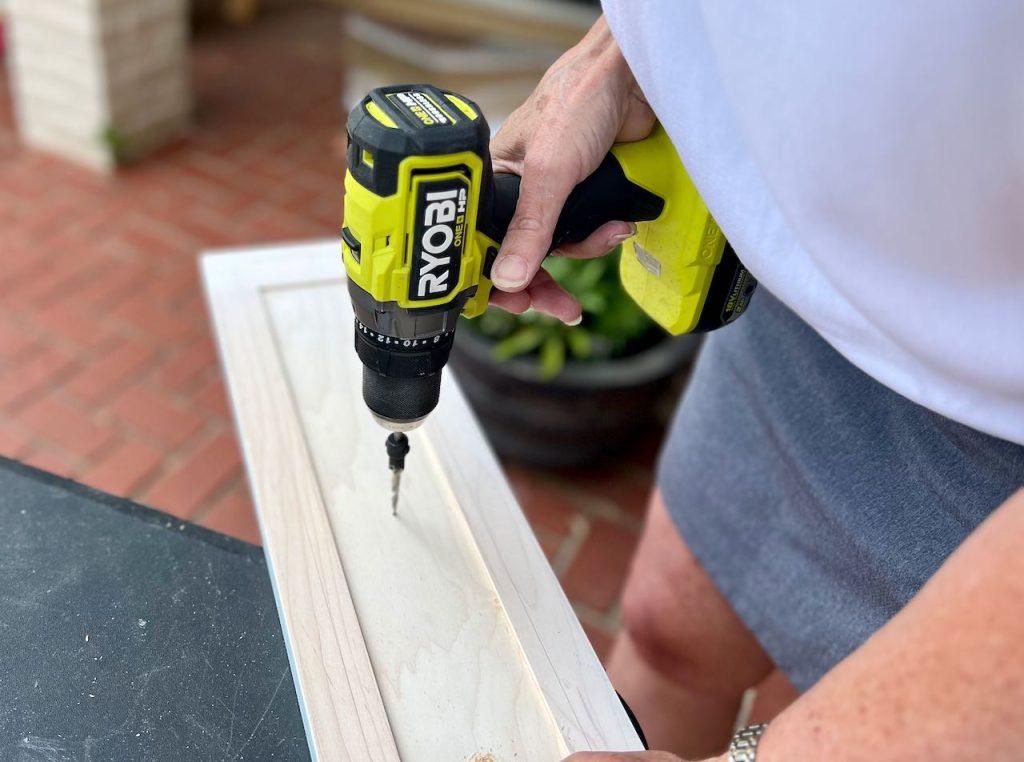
left=343, top=84, right=756, bottom=431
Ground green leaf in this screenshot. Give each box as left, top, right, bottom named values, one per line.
left=491, top=326, right=545, bottom=361
left=579, top=292, right=606, bottom=313
left=565, top=328, right=593, bottom=360
left=463, top=246, right=660, bottom=378
left=538, top=335, right=566, bottom=379
left=573, top=258, right=606, bottom=291
left=544, top=257, right=572, bottom=280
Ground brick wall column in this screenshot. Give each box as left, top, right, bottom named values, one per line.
left=7, top=0, right=190, bottom=172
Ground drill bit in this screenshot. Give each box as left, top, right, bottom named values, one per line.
left=385, top=432, right=410, bottom=516
left=390, top=469, right=401, bottom=515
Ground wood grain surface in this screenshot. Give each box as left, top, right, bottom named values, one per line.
left=203, top=242, right=642, bottom=760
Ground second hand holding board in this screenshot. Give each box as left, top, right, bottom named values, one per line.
left=340, top=85, right=758, bottom=510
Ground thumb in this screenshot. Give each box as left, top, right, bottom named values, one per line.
left=491, top=149, right=580, bottom=292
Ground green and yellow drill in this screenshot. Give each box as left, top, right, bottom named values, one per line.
left=342, top=85, right=756, bottom=509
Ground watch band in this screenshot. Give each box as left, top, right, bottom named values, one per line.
left=728, top=723, right=769, bottom=762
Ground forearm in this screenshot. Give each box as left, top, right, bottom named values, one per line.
left=736, top=488, right=1024, bottom=761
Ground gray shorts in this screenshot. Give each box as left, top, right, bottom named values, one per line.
left=658, top=288, right=1024, bottom=692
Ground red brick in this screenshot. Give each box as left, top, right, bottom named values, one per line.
left=18, top=397, right=115, bottom=457
left=175, top=206, right=245, bottom=247
left=109, top=386, right=205, bottom=447
left=22, top=446, right=79, bottom=479
left=0, top=318, right=39, bottom=361
left=134, top=261, right=202, bottom=309
left=0, top=348, right=78, bottom=410
left=0, top=242, right=47, bottom=288
left=236, top=203, right=322, bottom=241
left=0, top=4, right=357, bottom=521
left=571, top=463, right=655, bottom=521
left=153, top=337, right=216, bottom=393
left=117, top=213, right=197, bottom=259
left=0, top=266, right=72, bottom=309
left=308, top=195, right=343, bottom=231
left=582, top=622, right=616, bottom=664
left=17, top=195, right=84, bottom=241
left=193, top=375, right=231, bottom=418
left=72, top=260, right=151, bottom=311
left=177, top=292, right=208, bottom=328
left=61, top=196, right=132, bottom=242
left=79, top=440, right=163, bottom=497
left=111, top=294, right=202, bottom=342
left=562, top=520, right=640, bottom=614
left=278, top=184, right=326, bottom=216
left=14, top=252, right=107, bottom=308
left=65, top=341, right=156, bottom=402
left=253, top=181, right=304, bottom=213
left=235, top=154, right=298, bottom=185
left=199, top=483, right=261, bottom=545
left=0, top=420, right=32, bottom=458
left=141, top=167, right=234, bottom=212
left=178, top=149, right=237, bottom=185
left=143, top=433, right=242, bottom=518
left=292, top=165, right=340, bottom=193
left=504, top=462, right=580, bottom=536
left=32, top=301, right=118, bottom=350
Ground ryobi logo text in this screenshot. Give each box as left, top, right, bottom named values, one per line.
left=409, top=177, right=468, bottom=301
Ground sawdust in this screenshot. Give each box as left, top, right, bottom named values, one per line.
left=470, top=754, right=496, bottom=762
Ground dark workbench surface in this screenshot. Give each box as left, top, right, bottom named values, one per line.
left=0, top=458, right=310, bottom=761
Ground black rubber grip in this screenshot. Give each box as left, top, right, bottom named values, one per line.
left=490, top=152, right=664, bottom=258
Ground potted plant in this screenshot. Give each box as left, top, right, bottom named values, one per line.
left=449, top=249, right=701, bottom=467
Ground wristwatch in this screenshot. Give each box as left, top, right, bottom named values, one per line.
left=728, top=723, right=769, bottom=762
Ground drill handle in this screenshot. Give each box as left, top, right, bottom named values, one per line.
left=491, top=152, right=665, bottom=254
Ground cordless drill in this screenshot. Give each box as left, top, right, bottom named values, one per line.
left=342, top=85, right=756, bottom=505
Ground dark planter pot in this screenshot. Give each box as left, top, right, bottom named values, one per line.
left=449, top=328, right=701, bottom=468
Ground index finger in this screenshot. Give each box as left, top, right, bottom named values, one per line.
left=490, top=144, right=581, bottom=292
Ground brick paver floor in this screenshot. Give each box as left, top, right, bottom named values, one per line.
left=0, top=6, right=663, bottom=661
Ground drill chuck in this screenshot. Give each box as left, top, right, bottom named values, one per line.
left=363, top=371, right=440, bottom=432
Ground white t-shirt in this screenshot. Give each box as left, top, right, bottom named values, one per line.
left=603, top=1, right=1024, bottom=446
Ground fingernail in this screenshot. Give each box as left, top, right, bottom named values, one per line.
left=492, top=255, right=528, bottom=288
left=566, top=315, right=583, bottom=326
left=608, top=223, right=637, bottom=246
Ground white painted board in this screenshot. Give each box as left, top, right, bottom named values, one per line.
left=202, top=241, right=642, bottom=761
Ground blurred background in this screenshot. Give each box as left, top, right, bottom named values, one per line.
left=0, top=0, right=695, bottom=662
